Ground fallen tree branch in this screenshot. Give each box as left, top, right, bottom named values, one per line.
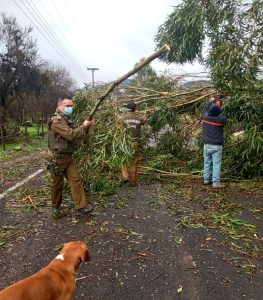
left=141, top=92, right=214, bottom=114
left=88, top=44, right=170, bottom=119
left=140, top=166, right=202, bottom=178
left=136, top=86, right=213, bottom=104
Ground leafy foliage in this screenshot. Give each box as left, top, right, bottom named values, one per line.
left=155, top=0, right=263, bottom=91
left=72, top=89, right=135, bottom=194
left=0, top=14, right=76, bottom=125
left=0, top=13, right=39, bottom=108
left=155, top=0, right=205, bottom=64
left=154, top=0, right=263, bottom=178
left=133, top=58, right=158, bottom=82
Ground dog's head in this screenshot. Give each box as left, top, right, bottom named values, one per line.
left=60, top=241, right=90, bottom=271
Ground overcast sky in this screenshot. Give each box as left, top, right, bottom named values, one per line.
left=1, top=0, right=206, bottom=87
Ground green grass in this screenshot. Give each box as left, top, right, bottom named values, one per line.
left=234, top=180, right=263, bottom=193
left=0, top=124, right=47, bottom=160
left=20, top=125, right=46, bottom=138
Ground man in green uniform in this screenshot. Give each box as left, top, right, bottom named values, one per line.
left=121, top=101, right=147, bottom=187
left=47, top=96, right=94, bottom=218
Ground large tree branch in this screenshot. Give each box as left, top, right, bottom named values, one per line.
left=88, top=44, right=170, bottom=119
left=141, top=92, right=214, bottom=114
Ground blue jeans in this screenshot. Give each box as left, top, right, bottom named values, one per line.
left=203, top=144, right=223, bottom=186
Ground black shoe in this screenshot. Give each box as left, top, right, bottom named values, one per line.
left=129, top=183, right=137, bottom=187
left=75, top=204, right=94, bottom=217
left=119, top=179, right=129, bottom=187
left=52, top=208, right=62, bottom=220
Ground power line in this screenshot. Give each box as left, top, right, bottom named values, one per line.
left=64, top=0, right=83, bottom=37
left=35, top=0, right=89, bottom=81
left=46, top=0, right=72, bottom=34
left=12, top=0, right=86, bottom=81
left=25, top=0, right=86, bottom=78
left=41, top=0, right=86, bottom=61
left=15, top=0, right=83, bottom=79
left=22, top=0, right=86, bottom=79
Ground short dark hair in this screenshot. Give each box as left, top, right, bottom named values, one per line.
left=214, top=94, right=221, bottom=99
left=126, top=101, right=137, bottom=112
left=58, top=95, right=72, bottom=103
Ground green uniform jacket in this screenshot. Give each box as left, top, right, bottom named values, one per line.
left=48, top=110, right=88, bottom=153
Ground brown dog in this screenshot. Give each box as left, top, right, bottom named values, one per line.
left=0, top=241, right=90, bottom=300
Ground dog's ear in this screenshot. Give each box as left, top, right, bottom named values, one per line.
left=79, top=242, right=90, bottom=262
left=79, top=243, right=91, bottom=262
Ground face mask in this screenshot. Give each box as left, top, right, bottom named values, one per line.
left=64, top=107, right=73, bottom=116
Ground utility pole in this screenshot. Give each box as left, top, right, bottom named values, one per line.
left=87, top=67, right=99, bottom=87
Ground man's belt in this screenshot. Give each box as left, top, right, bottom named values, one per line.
left=53, top=152, right=72, bottom=159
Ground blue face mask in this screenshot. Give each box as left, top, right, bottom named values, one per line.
left=64, top=107, right=73, bottom=116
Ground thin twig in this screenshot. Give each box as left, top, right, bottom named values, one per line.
left=140, top=166, right=202, bottom=178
